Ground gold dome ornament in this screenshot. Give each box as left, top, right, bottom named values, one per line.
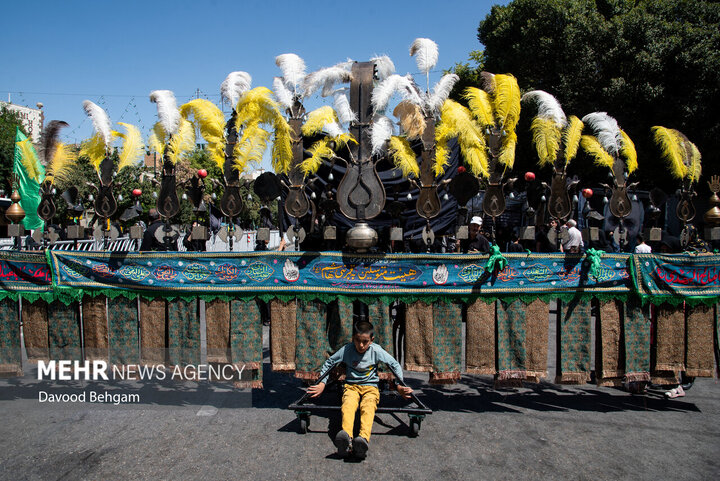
left=5, top=174, right=26, bottom=224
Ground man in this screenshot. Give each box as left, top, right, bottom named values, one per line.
left=140, top=208, right=177, bottom=251
left=561, top=219, right=583, bottom=253
left=634, top=233, right=652, bottom=253
left=457, top=216, right=491, bottom=253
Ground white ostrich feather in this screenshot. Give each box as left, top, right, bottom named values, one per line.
left=149, top=90, right=181, bottom=135
left=410, top=38, right=439, bottom=74
left=371, top=74, right=423, bottom=113
left=303, top=66, right=353, bottom=98
left=275, top=53, right=306, bottom=91
left=324, top=120, right=344, bottom=138
left=582, top=112, right=622, bottom=155
left=220, top=71, right=252, bottom=107
left=426, top=73, right=459, bottom=113
left=370, top=115, right=394, bottom=156
left=273, top=77, right=294, bottom=110
left=521, top=90, right=567, bottom=127
left=332, top=88, right=357, bottom=124
left=370, top=55, right=395, bottom=81
left=82, top=100, right=112, bottom=147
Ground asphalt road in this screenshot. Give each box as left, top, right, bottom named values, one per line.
left=1, top=327, right=719, bottom=480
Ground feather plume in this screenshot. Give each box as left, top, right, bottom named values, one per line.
left=220, top=71, right=252, bottom=108
left=302, top=66, right=352, bottom=98
left=275, top=54, right=306, bottom=91
left=80, top=133, right=108, bottom=172
left=582, top=112, right=622, bottom=156
left=149, top=90, right=181, bottom=136
left=39, top=120, right=69, bottom=166
left=480, top=72, right=496, bottom=94
left=521, top=90, right=566, bottom=127
left=619, top=129, right=637, bottom=173
left=652, top=126, right=686, bottom=179
left=271, top=119, right=294, bottom=175
left=389, top=136, right=419, bottom=178
left=148, top=123, right=166, bottom=155
left=393, top=100, right=425, bottom=139
left=581, top=135, right=614, bottom=169
left=371, top=74, right=423, bottom=113
left=409, top=38, right=438, bottom=74
left=166, top=118, right=195, bottom=164
left=530, top=117, right=561, bottom=166
left=332, top=89, right=357, bottom=124
left=273, top=77, right=295, bottom=110
left=82, top=100, right=112, bottom=148
left=16, top=139, right=42, bottom=182
left=370, top=55, right=395, bottom=81
left=301, top=138, right=334, bottom=177
left=435, top=137, right=451, bottom=175
left=234, top=87, right=283, bottom=129
left=47, top=142, right=77, bottom=184
left=302, top=106, right=340, bottom=137
left=438, top=100, right=488, bottom=178
left=180, top=99, right=226, bottom=170
left=370, top=115, right=393, bottom=156
left=689, top=142, right=702, bottom=183
left=426, top=73, right=459, bottom=113
left=113, top=122, right=144, bottom=171
left=499, top=131, right=517, bottom=168
left=562, top=116, right=584, bottom=165
left=464, top=87, right=494, bottom=127
left=492, top=74, right=521, bottom=132
left=234, top=123, right=270, bottom=173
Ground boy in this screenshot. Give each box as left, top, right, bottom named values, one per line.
left=307, top=321, right=412, bottom=459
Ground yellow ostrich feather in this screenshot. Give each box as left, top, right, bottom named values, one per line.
left=15, top=139, right=42, bottom=182
left=388, top=136, right=419, bottom=178
left=688, top=142, right=702, bottom=183
left=234, top=122, right=270, bottom=173
left=300, top=138, right=334, bottom=177
left=47, top=142, right=77, bottom=184
left=302, top=106, right=339, bottom=137
left=492, top=74, right=521, bottom=132
left=438, top=99, right=488, bottom=177
left=113, top=122, right=143, bottom=171
left=167, top=118, right=196, bottom=164
left=652, top=126, right=688, bottom=180
left=80, top=133, right=109, bottom=173
left=562, top=116, right=584, bottom=165
left=393, top=100, right=426, bottom=140
left=619, top=129, right=637, bottom=174
left=530, top=117, right=561, bottom=166
left=180, top=99, right=226, bottom=170
left=435, top=137, right=450, bottom=175
left=499, top=131, right=517, bottom=168
left=330, top=133, right=357, bottom=150
left=464, top=87, right=494, bottom=127
left=271, top=118, right=293, bottom=174
left=581, top=135, right=614, bottom=169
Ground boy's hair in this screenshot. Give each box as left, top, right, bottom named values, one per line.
left=353, top=321, right=374, bottom=337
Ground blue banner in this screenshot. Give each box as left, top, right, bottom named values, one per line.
left=47, top=251, right=632, bottom=299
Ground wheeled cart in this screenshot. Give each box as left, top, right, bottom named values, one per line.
left=288, top=368, right=432, bottom=437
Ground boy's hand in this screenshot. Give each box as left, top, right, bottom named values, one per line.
left=397, top=384, right=413, bottom=399
left=307, top=382, right=325, bottom=398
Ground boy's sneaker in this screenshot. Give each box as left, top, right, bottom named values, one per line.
left=352, top=436, right=369, bottom=460
left=334, top=430, right=351, bottom=458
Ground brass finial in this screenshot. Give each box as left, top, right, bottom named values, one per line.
left=5, top=173, right=26, bottom=224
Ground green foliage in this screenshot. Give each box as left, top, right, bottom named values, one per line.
left=458, top=0, right=720, bottom=189
left=448, top=50, right=486, bottom=101
left=0, top=107, right=28, bottom=194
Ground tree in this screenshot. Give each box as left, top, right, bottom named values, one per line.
left=455, top=0, right=720, bottom=190
left=0, top=106, right=28, bottom=194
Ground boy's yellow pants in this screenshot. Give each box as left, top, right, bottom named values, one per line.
left=341, top=384, right=380, bottom=441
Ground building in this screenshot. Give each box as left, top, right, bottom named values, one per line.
left=0, top=101, right=44, bottom=143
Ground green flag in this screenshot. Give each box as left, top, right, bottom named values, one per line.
left=12, top=127, right=45, bottom=230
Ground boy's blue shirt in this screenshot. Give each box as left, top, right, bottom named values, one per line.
left=318, top=342, right=404, bottom=385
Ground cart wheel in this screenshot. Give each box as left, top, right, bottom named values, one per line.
left=409, top=419, right=421, bottom=437
left=298, top=414, right=310, bottom=434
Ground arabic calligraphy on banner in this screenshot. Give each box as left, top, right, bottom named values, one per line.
left=0, top=252, right=52, bottom=293
left=46, top=251, right=632, bottom=297
left=633, top=253, right=720, bottom=301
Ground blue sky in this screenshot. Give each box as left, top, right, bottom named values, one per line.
left=2, top=0, right=507, bottom=170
